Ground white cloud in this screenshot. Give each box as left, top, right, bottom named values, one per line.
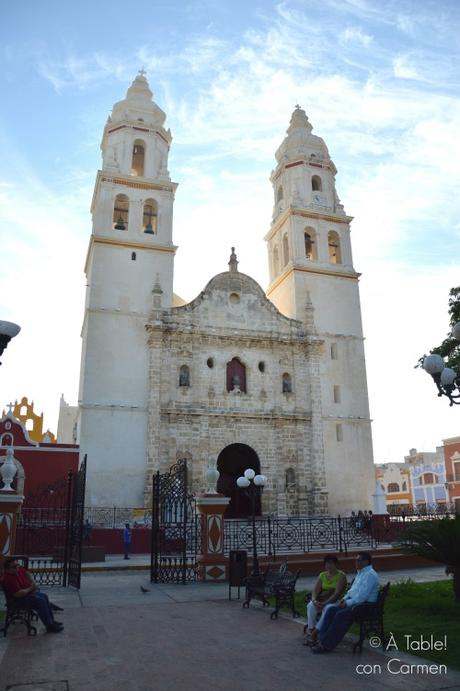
left=341, top=26, right=373, bottom=46
left=392, top=54, right=419, bottom=79
left=36, top=53, right=132, bottom=92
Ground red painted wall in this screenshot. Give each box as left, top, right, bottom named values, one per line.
left=0, top=416, right=79, bottom=499
left=86, top=528, right=152, bottom=554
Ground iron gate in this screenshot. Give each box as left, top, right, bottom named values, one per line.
left=15, top=456, right=87, bottom=588
left=67, top=455, right=87, bottom=588
left=150, top=459, right=199, bottom=584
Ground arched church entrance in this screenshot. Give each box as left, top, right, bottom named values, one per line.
left=217, top=444, right=261, bottom=518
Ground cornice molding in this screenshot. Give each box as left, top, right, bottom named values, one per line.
left=264, top=206, right=352, bottom=242
left=146, top=324, right=310, bottom=348
left=271, top=157, right=337, bottom=181
left=160, top=408, right=312, bottom=422
left=104, top=121, right=170, bottom=145
left=84, top=235, right=177, bottom=274
left=266, top=264, right=360, bottom=296
left=90, top=170, right=178, bottom=212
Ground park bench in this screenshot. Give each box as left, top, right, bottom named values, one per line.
left=351, top=582, right=390, bottom=653
left=303, top=581, right=390, bottom=653
left=1, top=556, right=38, bottom=637
left=243, top=561, right=301, bottom=620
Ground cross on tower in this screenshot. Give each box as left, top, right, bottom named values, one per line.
left=6, top=402, right=13, bottom=414
left=138, top=68, right=147, bottom=77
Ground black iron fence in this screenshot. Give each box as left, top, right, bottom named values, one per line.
left=223, top=515, right=376, bottom=556
left=386, top=503, right=459, bottom=520
left=15, top=458, right=87, bottom=588
left=84, top=507, right=152, bottom=528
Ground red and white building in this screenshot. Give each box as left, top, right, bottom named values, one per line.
left=0, top=411, right=79, bottom=499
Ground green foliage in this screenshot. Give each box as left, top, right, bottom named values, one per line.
left=382, top=579, right=460, bottom=670
left=420, top=286, right=460, bottom=373
left=397, top=516, right=460, bottom=600
left=297, top=580, right=460, bottom=669
left=397, top=515, right=460, bottom=566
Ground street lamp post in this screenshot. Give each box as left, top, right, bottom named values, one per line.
left=236, top=468, right=267, bottom=576
left=0, top=321, right=21, bottom=366
left=422, top=322, right=460, bottom=406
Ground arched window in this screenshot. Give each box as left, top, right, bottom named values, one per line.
left=285, top=467, right=296, bottom=491
left=402, top=481, right=407, bottom=491
left=304, top=227, right=317, bottom=260
left=423, top=473, right=434, bottom=484
left=131, top=140, right=145, bottom=176
left=273, top=246, right=279, bottom=275
left=131, top=252, right=136, bottom=261
left=282, top=234, right=289, bottom=267
left=0, top=433, right=13, bottom=446
left=388, top=483, right=400, bottom=493
left=282, top=373, right=292, bottom=393
left=143, top=199, right=158, bottom=234
left=179, top=365, right=190, bottom=387
left=277, top=186, right=284, bottom=203
left=312, top=175, right=322, bottom=191
left=226, top=357, right=246, bottom=393
left=113, top=194, right=129, bottom=230
left=328, top=231, right=342, bottom=264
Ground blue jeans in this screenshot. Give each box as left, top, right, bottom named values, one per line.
left=318, top=603, right=355, bottom=651
left=21, top=592, right=55, bottom=627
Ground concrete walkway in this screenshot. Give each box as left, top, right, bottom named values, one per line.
left=1, top=567, right=459, bottom=691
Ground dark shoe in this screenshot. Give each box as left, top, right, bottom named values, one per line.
left=303, top=637, right=318, bottom=647
left=46, top=623, right=64, bottom=633
left=53, top=620, right=63, bottom=626
left=311, top=644, right=329, bottom=654
left=51, top=603, right=64, bottom=612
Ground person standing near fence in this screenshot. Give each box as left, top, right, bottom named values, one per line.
left=123, top=523, right=132, bottom=559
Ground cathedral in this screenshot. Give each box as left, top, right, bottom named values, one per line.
left=77, top=72, right=375, bottom=516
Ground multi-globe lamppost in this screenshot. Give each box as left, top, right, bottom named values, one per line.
left=0, top=321, right=21, bottom=366
left=422, top=322, right=460, bottom=406
left=236, top=468, right=267, bottom=576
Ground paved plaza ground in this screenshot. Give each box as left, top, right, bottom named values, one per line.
left=1, top=566, right=460, bottom=691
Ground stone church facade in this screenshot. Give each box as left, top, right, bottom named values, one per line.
left=77, top=72, right=375, bottom=516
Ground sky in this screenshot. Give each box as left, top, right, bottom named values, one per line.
left=0, top=0, right=459, bottom=464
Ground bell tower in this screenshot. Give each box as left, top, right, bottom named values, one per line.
left=78, top=72, right=178, bottom=506
left=265, top=106, right=375, bottom=513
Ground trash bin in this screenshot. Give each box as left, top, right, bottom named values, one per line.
left=228, top=549, right=247, bottom=600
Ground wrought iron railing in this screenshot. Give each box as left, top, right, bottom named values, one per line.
left=223, top=515, right=376, bottom=555
left=386, top=503, right=459, bottom=520
left=84, top=507, right=153, bottom=528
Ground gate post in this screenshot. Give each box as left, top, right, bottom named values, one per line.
left=195, top=494, right=230, bottom=582
left=0, top=448, right=24, bottom=557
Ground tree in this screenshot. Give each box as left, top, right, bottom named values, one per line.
left=398, top=515, right=460, bottom=601
left=418, top=287, right=460, bottom=373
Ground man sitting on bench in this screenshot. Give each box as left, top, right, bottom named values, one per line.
left=311, top=552, right=379, bottom=654
left=1, top=557, right=64, bottom=634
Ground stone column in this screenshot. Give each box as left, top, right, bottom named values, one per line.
left=0, top=448, right=24, bottom=557
left=195, top=494, right=231, bottom=582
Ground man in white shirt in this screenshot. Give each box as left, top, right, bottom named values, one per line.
left=312, top=552, right=379, bottom=654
